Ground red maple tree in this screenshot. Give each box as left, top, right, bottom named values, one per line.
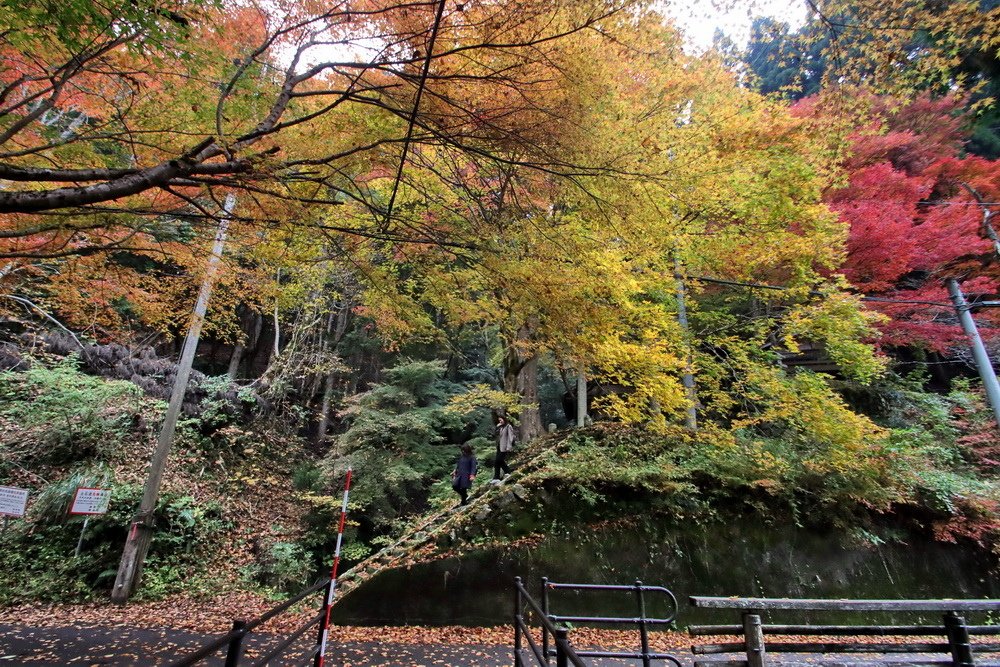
left=820, top=96, right=1000, bottom=353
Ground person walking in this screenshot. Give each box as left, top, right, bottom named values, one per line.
left=452, top=443, right=477, bottom=506
left=492, top=416, right=516, bottom=484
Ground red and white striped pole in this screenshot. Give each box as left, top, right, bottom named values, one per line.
left=314, top=467, right=352, bottom=667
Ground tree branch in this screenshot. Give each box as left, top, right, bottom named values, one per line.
left=1, top=294, right=84, bottom=348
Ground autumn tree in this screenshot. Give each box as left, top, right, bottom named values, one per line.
left=342, top=12, right=887, bottom=435
left=0, top=0, right=636, bottom=220
left=1, top=0, right=648, bottom=338
left=2, top=0, right=671, bottom=602
left=729, top=6, right=1000, bottom=159
left=813, top=94, right=1000, bottom=354
left=801, top=0, right=1000, bottom=95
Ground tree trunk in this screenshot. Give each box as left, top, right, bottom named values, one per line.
left=315, top=294, right=353, bottom=444
left=272, top=269, right=281, bottom=357
left=317, top=370, right=336, bottom=445
left=245, top=312, right=264, bottom=376
left=517, top=353, right=544, bottom=442
left=226, top=343, right=244, bottom=379
left=226, top=307, right=256, bottom=379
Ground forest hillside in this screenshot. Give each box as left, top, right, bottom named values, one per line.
left=1, top=0, right=1000, bottom=618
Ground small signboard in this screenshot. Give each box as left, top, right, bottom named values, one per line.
left=69, top=488, right=111, bottom=515
left=0, top=486, right=29, bottom=517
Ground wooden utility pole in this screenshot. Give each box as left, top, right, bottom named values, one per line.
left=111, top=194, right=235, bottom=603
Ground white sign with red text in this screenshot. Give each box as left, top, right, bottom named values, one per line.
left=70, top=488, right=111, bottom=515
left=0, top=486, right=29, bottom=517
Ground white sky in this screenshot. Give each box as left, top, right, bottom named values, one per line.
left=662, top=0, right=809, bottom=52
left=288, top=0, right=811, bottom=72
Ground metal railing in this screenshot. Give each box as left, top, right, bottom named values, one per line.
left=538, top=577, right=683, bottom=667
left=515, top=576, right=588, bottom=667
left=169, top=578, right=329, bottom=667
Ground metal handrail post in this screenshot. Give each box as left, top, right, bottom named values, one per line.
left=636, top=580, right=651, bottom=667
left=944, top=612, right=975, bottom=667
left=515, top=576, right=524, bottom=667
left=224, top=619, right=247, bottom=667
left=555, top=628, right=569, bottom=667
left=542, top=576, right=550, bottom=665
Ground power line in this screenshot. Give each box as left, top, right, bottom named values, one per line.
left=861, top=296, right=953, bottom=307
left=830, top=200, right=1000, bottom=206
left=691, top=275, right=958, bottom=308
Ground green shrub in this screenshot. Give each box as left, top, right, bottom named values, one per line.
left=0, top=356, right=142, bottom=467
left=252, top=541, right=313, bottom=593
left=0, top=480, right=228, bottom=604
left=323, top=359, right=483, bottom=535
left=292, top=462, right=323, bottom=492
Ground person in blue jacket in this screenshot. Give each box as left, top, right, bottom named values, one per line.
left=451, top=443, right=478, bottom=506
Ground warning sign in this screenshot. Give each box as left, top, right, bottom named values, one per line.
left=70, top=488, right=111, bottom=515
left=0, top=486, right=29, bottom=517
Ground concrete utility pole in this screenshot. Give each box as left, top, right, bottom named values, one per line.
left=576, top=369, right=587, bottom=427
left=674, top=254, right=698, bottom=430
left=111, top=194, right=235, bottom=604
left=947, top=278, right=1000, bottom=429
left=951, top=183, right=1000, bottom=429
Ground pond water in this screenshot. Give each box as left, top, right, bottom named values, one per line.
left=331, top=520, right=1000, bottom=627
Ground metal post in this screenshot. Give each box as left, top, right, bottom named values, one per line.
left=576, top=371, right=587, bottom=427
left=514, top=577, right=523, bottom=667
left=74, top=517, right=90, bottom=558
left=944, top=612, right=975, bottom=667
left=554, top=628, right=569, bottom=667
left=314, top=467, right=352, bottom=667
left=224, top=619, right=247, bottom=667
left=636, top=580, right=651, bottom=667
left=743, top=612, right=766, bottom=667
left=947, top=278, right=1000, bottom=429
left=542, top=576, right=550, bottom=664
left=313, top=580, right=333, bottom=665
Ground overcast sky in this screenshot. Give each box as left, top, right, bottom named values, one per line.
left=663, top=0, right=808, bottom=51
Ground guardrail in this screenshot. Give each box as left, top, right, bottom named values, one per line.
left=514, top=576, right=588, bottom=667
left=689, top=596, right=1000, bottom=667
left=541, top=578, right=682, bottom=667
left=169, top=578, right=328, bottom=667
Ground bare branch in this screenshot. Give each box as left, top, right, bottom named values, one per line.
left=1, top=294, right=85, bottom=348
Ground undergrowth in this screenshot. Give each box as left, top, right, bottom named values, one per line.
left=2, top=353, right=998, bottom=606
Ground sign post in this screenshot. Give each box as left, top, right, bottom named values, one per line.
left=69, top=488, right=111, bottom=557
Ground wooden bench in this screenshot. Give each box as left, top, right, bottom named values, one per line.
left=689, top=596, right=1000, bottom=667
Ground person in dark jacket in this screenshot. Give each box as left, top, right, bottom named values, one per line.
left=452, top=443, right=478, bottom=506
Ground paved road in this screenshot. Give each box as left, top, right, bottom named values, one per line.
left=0, top=624, right=519, bottom=666
left=1, top=624, right=699, bottom=666
left=5, top=624, right=982, bottom=666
